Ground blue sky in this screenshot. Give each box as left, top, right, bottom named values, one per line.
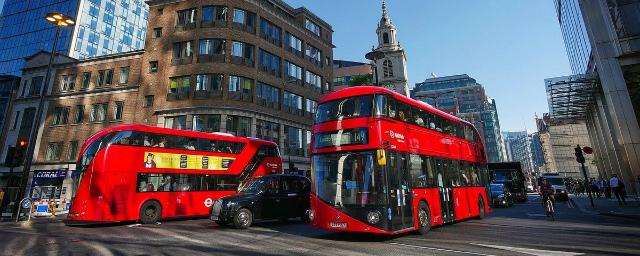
left=292, top=0, right=571, bottom=131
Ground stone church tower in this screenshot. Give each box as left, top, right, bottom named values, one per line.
left=374, top=0, right=409, bottom=96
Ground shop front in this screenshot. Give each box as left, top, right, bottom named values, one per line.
left=30, top=169, right=72, bottom=216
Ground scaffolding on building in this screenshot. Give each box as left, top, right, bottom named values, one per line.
left=545, top=74, right=599, bottom=120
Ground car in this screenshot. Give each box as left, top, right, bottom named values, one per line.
left=545, top=176, right=569, bottom=201
left=490, top=183, right=514, bottom=207
left=210, top=174, right=311, bottom=229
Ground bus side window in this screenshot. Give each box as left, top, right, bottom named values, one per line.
left=396, top=102, right=410, bottom=122
left=374, top=95, right=387, bottom=116
left=409, top=154, right=425, bottom=188
left=448, top=160, right=461, bottom=187
left=387, top=98, right=397, bottom=118
left=423, top=156, right=436, bottom=187
left=137, top=173, right=163, bottom=192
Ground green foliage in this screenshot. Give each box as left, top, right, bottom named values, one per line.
left=349, top=74, right=373, bottom=86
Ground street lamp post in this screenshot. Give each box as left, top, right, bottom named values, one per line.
left=365, top=47, right=385, bottom=86
left=15, top=13, right=75, bottom=215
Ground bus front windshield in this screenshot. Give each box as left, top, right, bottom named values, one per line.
left=312, top=151, right=387, bottom=207
left=315, top=95, right=373, bottom=124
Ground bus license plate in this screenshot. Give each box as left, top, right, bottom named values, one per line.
left=329, top=222, right=347, bottom=228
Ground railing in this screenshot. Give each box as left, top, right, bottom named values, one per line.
left=228, top=91, right=252, bottom=102
left=259, top=65, right=281, bottom=77
left=194, top=90, right=223, bottom=99
left=197, top=54, right=225, bottom=63
left=307, top=56, right=322, bottom=67
left=201, top=20, right=228, bottom=28
left=286, top=46, right=304, bottom=58
left=231, top=56, right=255, bottom=68
left=257, top=98, right=279, bottom=110
left=286, top=76, right=303, bottom=86
left=260, top=33, right=282, bottom=47
left=166, top=92, right=190, bottom=101
left=176, top=22, right=196, bottom=31
left=171, top=57, right=193, bottom=65
left=232, top=22, right=256, bottom=34
left=284, top=106, right=302, bottom=116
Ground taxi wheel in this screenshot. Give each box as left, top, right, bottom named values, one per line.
left=140, top=201, right=162, bottom=224
left=233, top=208, right=253, bottom=229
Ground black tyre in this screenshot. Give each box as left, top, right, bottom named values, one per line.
left=417, top=202, right=431, bottom=235
left=477, top=198, right=486, bottom=219
left=139, top=201, right=162, bottom=224
left=233, top=208, right=253, bottom=229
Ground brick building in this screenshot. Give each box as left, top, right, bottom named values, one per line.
left=0, top=0, right=333, bottom=211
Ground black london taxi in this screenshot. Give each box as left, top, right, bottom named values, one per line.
left=210, top=174, right=311, bottom=229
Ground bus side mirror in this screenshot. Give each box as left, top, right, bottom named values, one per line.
left=376, top=149, right=386, bottom=166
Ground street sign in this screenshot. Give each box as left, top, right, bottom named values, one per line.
left=583, top=146, right=593, bottom=154
left=21, top=198, right=32, bottom=209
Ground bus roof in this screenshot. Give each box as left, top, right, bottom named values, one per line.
left=319, top=86, right=473, bottom=126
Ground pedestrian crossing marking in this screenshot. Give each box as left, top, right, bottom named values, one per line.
left=471, top=243, right=584, bottom=256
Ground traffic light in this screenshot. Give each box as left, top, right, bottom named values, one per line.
left=14, top=139, right=28, bottom=167
left=575, top=145, right=585, bottom=164
left=4, top=146, right=16, bottom=167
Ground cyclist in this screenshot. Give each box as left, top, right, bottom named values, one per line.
left=539, top=178, right=555, bottom=216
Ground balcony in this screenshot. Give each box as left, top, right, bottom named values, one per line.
left=194, top=90, right=222, bottom=99
left=201, top=20, right=227, bottom=28
left=260, top=33, right=282, bottom=47
left=231, top=56, right=254, bottom=68
left=197, top=54, right=225, bottom=63
left=259, top=65, right=281, bottom=77
left=307, top=56, right=322, bottom=67
left=228, top=91, right=252, bottom=102
left=232, top=22, right=256, bottom=34
left=166, top=92, right=190, bottom=101
left=257, top=98, right=279, bottom=110
left=286, top=76, right=303, bottom=86
left=284, top=106, right=302, bottom=116
left=171, top=57, right=193, bottom=65
left=286, top=46, right=304, bottom=58
left=176, top=22, right=196, bottom=31
left=304, top=82, right=322, bottom=92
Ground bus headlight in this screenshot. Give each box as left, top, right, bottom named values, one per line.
left=367, top=211, right=381, bottom=224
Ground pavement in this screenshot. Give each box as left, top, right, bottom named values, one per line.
left=1, top=194, right=640, bottom=255
left=570, top=194, right=640, bottom=220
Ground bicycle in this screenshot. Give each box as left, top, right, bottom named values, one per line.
left=544, top=196, right=555, bottom=221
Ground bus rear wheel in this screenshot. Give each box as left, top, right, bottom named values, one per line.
left=140, top=201, right=162, bottom=224
left=417, top=202, right=431, bottom=235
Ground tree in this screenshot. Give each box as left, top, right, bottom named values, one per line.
left=349, top=74, right=373, bottom=86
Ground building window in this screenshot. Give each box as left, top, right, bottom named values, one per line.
left=153, top=27, right=162, bottom=38
left=52, top=107, right=70, bottom=125
left=61, top=75, right=76, bottom=92
left=113, top=101, right=124, bottom=120
left=149, top=61, right=159, bottom=72
left=305, top=44, right=321, bottom=63
left=257, top=82, right=280, bottom=109
left=202, top=5, right=227, bottom=24
left=169, top=76, right=191, bottom=95
left=228, top=76, right=253, bottom=101
left=284, top=91, right=303, bottom=115
left=304, top=19, right=320, bottom=36
left=383, top=60, right=393, bottom=78
left=29, top=76, right=44, bottom=96
left=284, top=126, right=303, bottom=156
left=158, top=8, right=163, bottom=15
left=144, top=95, right=154, bottom=107
left=285, top=61, right=302, bottom=80
left=119, top=67, right=129, bottom=85
left=256, top=119, right=279, bottom=143
left=90, top=103, right=108, bottom=122
left=199, top=39, right=225, bottom=55
left=285, top=32, right=302, bottom=53
left=45, top=142, right=63, bottom=161
left=81, top=72, right=91, bottom=89
left=164, top=116, right=188, bottom=130
left=193, top=114, right=221, bottom=133
left=68, top=141, right=79, bottom=161
left=258, top=49, right=281, bottom=75
left=383, top=33, right=389, bottom=44
left=196, top=74, right=223, bottom=91
left=305, top=71, right=322, bottom=89
left=173, top=41, right=193, bottom=59
left=260, top=18, right=281, bottom=44
left=233, top=8, right=255, bottom=29
left=305, top=99, right=317, bottom=114
left=177, top=8, right=197, bottom=27
left=97, top=69, right=113, bottom=87
left=74, top=105, right=84, bottom=124
left=226, top=115, right=251, bottom=137
left=231, top=41, right=254, bottom=60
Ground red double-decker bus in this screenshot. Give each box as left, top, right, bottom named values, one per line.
left=310, top=86, right=490, bottom=234
left=67, top=125, right=281, bottom=225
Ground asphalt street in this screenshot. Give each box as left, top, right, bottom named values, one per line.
left=1, top=194, right=639, bottom=256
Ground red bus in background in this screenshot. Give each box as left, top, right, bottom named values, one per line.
left=310, top=86, right=490, bottom=235
left=67, top=125, right=281, bottom=225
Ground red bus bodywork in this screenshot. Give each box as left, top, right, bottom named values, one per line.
left=67, top=125, right=281, bottom=224
left=310, top=86, right=491, bottom=235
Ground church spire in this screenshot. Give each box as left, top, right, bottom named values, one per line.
left=379, top=0, right=393, bottom=27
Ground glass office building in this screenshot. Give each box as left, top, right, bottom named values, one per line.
left=0, top=0, right=148, bottom=76
left=553, top=0, right=592, bottom=75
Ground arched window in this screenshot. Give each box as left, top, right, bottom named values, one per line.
left=383, top=33, right=389, bottom=44
left=383, top=60, right=393, bottom=78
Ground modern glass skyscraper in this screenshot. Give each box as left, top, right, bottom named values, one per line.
left=553, top=0, right=591, bottom=75
left=0, top=0, right=148, bottom=76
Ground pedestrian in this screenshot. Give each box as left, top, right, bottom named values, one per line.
left=603, top=178, right=612, bottom=199
left=49, top=200, right=57, bottom=217
left=609, top=174, right=627, bottom=205
left=591, top=178, right=601, bottom=198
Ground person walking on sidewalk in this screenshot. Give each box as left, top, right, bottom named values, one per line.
left=610, top=174, right=627, bottom=205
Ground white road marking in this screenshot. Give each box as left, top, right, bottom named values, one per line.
left=127, top=224, right=142, bottom=227
left=471, top=243, right=584, bottom=256
left=389, top=242, right=496, bottom=256
left=526, top=213, right=548, bottom=217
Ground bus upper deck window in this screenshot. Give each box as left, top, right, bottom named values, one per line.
left=374, top=95, right=387, bottom=116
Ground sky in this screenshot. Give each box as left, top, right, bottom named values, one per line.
left=291, top=0, right=572, bottom=132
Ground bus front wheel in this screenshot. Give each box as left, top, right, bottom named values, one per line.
left=477, top=198, right=486, bottom=219
left=140, top=201, right=162, bottom=224
left=417, top=201, right=431, bottom=235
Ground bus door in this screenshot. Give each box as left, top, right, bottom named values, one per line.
left=437, top=160, right=455, bottom=223
left=388, top=152, right=414, bottom=231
